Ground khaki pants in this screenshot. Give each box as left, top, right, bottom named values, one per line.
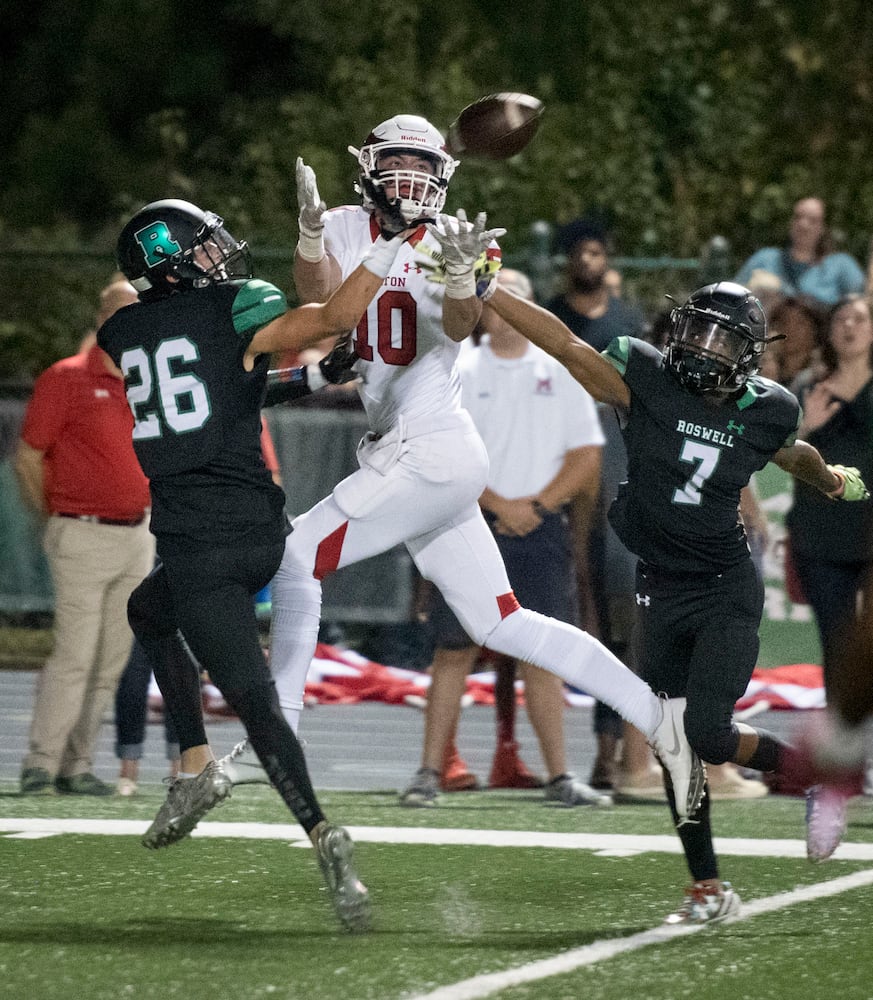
left=23, top=515, right=155, bottom=778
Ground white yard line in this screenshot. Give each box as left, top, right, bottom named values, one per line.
left=4, top=817, right=873, bottom=997
left=2, top=818, right=873, bottom=860
left=407, top=869, right=873, bottom=1000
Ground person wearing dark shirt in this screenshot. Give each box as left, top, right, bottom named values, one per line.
left=545, top=218, right=645, bottom=351
left=545, top=217, right=646, bottom=790
left=99, top=197, right=409, bottom=932
left=487, top=278, right=868, bottom=925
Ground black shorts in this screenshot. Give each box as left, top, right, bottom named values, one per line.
left=427, top=510, right=578, bottom=650
left=130, top=539, right=285, bottom=692
left=633, top=557, right=763, bottom=723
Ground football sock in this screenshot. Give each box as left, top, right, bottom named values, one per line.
left=224, top=680, right=325, bottom=835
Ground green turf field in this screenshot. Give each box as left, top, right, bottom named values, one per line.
left=2, top=784, right=873, bottom=999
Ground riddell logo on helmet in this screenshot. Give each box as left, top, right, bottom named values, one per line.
left=399, top=135, right=427, bottom=143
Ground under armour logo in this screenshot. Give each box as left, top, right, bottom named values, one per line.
left=635, top=592, right=651, bottom=607
left=94, top=389, right=110, bottom=398
left=535, top=377, right=553, bottom=395
left=726, top=419, right=745, bottom=436
left=403, top=262, right=422, bottom=274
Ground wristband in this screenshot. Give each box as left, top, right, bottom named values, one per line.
left=296, top=228, right=325, bottom=263
left=305, top=363, right=327, bottom=392
left=444, top=269, right=477, bottom=299
left=361, top=235, right=404, bottom=279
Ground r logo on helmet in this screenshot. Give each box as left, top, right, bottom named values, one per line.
left=134, top=222, right=181, bottom=268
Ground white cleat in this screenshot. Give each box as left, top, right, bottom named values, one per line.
left=664, top=881, right=741, bottom=925
left=806, top=784, right=849, bottom=861
left=649, top=695, right=707, bottom=825
left=218, top=739, right=271, bottom=786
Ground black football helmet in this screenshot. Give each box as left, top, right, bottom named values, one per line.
left=665, top=281, right=773, bottom=394
left=116, top=199, right=252, bottom=301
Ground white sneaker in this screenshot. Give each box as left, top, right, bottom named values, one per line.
left=664, top=881, right=741, bottom=925
left=806, top=784, right=849, bottom=861
left=649, top=695, right=707, bottom=825
left=218, top=739, right=271, bottom=786
left=544, top=773, right=613, bottom=808
left=116, top=777, right=138, bottom=797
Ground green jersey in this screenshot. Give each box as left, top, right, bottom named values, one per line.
left=604, top=337, right=800, bottom=573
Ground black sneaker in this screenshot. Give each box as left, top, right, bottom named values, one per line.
left=56, top=772, right=114, bottom=796
left=20, top=767, right=57, bottom=795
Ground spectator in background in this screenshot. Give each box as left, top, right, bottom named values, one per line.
left=786, top=295, right=873, bottom=706
left=544, top=217, right=647, bottom=792
left=14, top=278, right=155, bottom=795
left=399, top=268, right=610, bottom=808
left=735, top=197, right=865, bottom=308
left=767, top=294, right=827, bottom=391
left=545, top=217, right=645, bottom=349
left=790, top=295, right=873, bottom=859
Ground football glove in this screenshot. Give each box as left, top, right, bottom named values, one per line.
left=827, top=464, right=870, bottom=501
left=415, top=241, right=502, bottom=299
left=425, top=210, right=506, bottom=299
left=295, top=156, right=326, bottom=261
left=318, top=332, right=359, bottom=385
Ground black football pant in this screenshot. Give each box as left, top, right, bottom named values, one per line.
left=633, top=557, right=764, bottom=881
left=127, top=540, right=325, bottom=833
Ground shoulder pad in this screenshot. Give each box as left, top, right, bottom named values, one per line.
left=231, top=280, right=288, bottom=338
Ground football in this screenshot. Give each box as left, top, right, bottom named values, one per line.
left=446, top=93, right=544, bottom=160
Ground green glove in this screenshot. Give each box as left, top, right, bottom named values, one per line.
left=827, top=464, right=870, bottom=501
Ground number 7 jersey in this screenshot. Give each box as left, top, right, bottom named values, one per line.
left=603, top=336, right=801, bottom=573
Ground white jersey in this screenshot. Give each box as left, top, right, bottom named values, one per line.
left=323, top=206, right=490, bottom=436
left=459, top=337, right=605, bottom=499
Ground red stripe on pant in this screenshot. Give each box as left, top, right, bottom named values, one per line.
left=314, top=522, right=349, bottom=580
left=497, top=591, right=520, bottom=618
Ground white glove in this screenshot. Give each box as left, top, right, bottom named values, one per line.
left=361, top=235, right=407, bottom=278
left=425, top=210, right=506, bottom=299
left=295, top=156, right=327, bottom=262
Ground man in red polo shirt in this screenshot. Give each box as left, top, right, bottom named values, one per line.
left=15, top=279, right=155, bottom=795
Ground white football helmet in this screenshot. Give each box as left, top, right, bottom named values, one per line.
left=349, top=114, right=458, bottom=230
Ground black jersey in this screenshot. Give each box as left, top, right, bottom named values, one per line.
left=604, top=337, right=800, bottom=573
left=98, top=279, right=289, bottom=552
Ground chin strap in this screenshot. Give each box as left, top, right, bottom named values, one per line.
left=360, top=176, right=433, bottom=236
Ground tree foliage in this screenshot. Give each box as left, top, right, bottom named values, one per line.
left=2, top=0, right=873, bottom=379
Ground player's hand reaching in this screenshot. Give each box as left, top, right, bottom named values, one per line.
left=295, top=157, right=327, bottom=261
left=318, top=332, right=359, bottom=385
left=426, top=210, right=506, bottom=299
left=827, top=464, right=870, bottom=501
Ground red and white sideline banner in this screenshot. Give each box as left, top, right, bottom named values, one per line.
left=150, top=644, right=826, bottom=719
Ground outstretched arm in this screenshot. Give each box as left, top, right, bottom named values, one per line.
left=426, top=210, right=505, bottom=343
left=489, top=286, right=631, bottom=411
left=773, top=439, right=869, bottom=499
left=246, top=236, right=405, bottom=363
left=292, top=157, right=342, bottom=303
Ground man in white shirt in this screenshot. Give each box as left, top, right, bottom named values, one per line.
left=401, top=268, right=611, bottom=806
